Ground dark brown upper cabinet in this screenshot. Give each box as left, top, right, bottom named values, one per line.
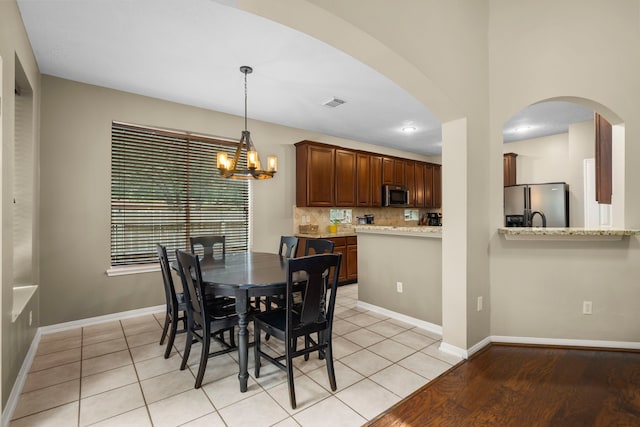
left=595, top=113, right=612, bottom=204
left=356, top=153, right=371, bottom=206
left=295, top=141, right=335, bottom=207
left=503, top=152, right=517, bottom=186
left=295, top=140, right=441, bottom=208
left=335, top=149, right=357, bottom=206
left=370, top=155, right=383, bottom=206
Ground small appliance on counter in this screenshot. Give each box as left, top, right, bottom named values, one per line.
left=419, top=212, right=441, bottom=226
left=428, top=213, right=441, bottom=226
left=356, top=214, right=375, bottom=225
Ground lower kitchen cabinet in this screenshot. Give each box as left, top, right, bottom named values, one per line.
left=295, top=235, right=357, bottom=285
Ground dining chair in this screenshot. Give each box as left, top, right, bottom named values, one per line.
left=304, top=238, right=335, bottom=255
left=263, top=236, right=300, bottom=339
left=279, top=235, right=299, bottom=258
left=157, top=244, right=187, bottom=359
left=175, top=249, right=239, bottom=388
left=253, top=253, right=342, bottom=409
left=190, top=235, right=225, bottom=259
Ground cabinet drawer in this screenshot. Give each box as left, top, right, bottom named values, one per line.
left=329, top=237, right=347, bottom=246
left=347, top=236, right=357, bottom=245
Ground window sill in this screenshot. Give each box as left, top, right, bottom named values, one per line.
left=12, top=284, right=38, bottom=322
left=106, top=263, right=160, bottom=277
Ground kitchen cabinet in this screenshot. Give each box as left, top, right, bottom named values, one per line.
left=295, top=140, right=440, bottom=209
left=503, top=152, right=517, bottom=186
left=595, top=113, right=612, bottom=204
left=432, top=164, right=442, bottom=208
left=346, top=236, right=358, bottom=281
left=294, top=235, right=357, bottom=285
left=370, top=155, right=383, bottom=206
left=404, top=160, right=416, bottom=207
left=295, top=141, right=335, bottom=207
left=382, top=157, right=395, bottom=185
left=423, top=163, right=442, bottom=208
left=331, top=237, right=348, bottom=283
left=356, top=153, right=371, bottom=206
left=414, top=162, right=426, bottom=207
left=335, top=149, right=357, bottom=206
left=394, top=159, right=405, bottom=187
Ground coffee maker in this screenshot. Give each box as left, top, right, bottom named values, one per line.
left=427, top=213, right=441, bottom=226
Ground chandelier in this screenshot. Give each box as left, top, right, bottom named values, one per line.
left=216, top=66, right=277, bottom=180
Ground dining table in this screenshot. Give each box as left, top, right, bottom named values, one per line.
left=181, top=251, right=293, bottom=392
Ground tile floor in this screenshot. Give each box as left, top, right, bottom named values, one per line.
left=10, top=284, right=462, bottom=427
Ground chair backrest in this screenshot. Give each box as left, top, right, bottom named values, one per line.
left=279, top=236, right=299, bottom=258
left=190, top=235, right=225, bottom=259
left=286, top=253, right=342, bottom=329
left=157, top=244, right=179, bottom=309
left=175, top=249, right=206, bottom=329
left=304, top=238, right=335, bottom=256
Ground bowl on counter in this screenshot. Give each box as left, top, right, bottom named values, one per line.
left=298, top=224, right=319, bottom=233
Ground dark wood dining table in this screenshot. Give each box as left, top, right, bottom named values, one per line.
left=190, top=251, right=292, bottom=392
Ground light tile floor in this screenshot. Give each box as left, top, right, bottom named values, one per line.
left=10, top=284, right=462, bottom=427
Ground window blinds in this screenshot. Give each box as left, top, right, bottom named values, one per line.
left=111, top=122, right=249, bottom=266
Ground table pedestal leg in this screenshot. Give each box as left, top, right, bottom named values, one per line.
left=236, top=292, right=249, bottom=392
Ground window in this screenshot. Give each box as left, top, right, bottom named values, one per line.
left=111, top=122, right=249, bottom=266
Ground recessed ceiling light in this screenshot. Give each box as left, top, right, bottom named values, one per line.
left=402, top=126, right=416, bottom=133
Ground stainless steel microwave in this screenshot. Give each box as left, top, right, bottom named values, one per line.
left=382, top=185, right=409, bottom=207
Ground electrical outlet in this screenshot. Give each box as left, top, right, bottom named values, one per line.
left=477, top=296, right=483, bottom=312
left=396, top=281, right=403, bottom=293
left=583, top=301, right=592, bottom=315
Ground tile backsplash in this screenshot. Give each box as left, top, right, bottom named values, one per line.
left=294, top=206, right=440, bottom=234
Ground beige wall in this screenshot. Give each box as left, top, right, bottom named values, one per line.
left=358, top=233, right=441, bottom=325
left=39, top=75, right=431, bottom=327
left=488, top=0, right=640, bottom=342
left=253, top=0, right=640, bottom=348
left=0, top=0, right=41, bottom=409
left=246, top=0, right=492, bottom=351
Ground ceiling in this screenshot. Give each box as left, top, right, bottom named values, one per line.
left=17, top=0, right=594, bottom=156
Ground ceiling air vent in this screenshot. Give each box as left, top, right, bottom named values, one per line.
left=323, top=97, right=346, bottom=108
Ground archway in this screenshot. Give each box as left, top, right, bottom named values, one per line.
left=501, top=97, right=625, bottom=229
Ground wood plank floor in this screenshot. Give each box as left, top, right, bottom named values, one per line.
left=367, top=344, right=640, bottom=426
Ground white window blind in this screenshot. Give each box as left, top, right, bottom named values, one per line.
left=111, top=122, right=249, bottom=266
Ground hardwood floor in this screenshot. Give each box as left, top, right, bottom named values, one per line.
left=367, top=344, right=640, bottom=426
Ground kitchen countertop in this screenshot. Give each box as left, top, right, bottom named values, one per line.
left=295, top=230, right=357, bottom=239
left=498, top=227, right=640, bottom=241
left=354, top=225, right=442, bottom=238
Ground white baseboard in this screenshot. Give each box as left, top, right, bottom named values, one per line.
left=2, top=304, right=165, bottom=426
left=490, top=335, right=640, bottom=350
left=2, top=330, right=42, bottom=427
left=38, top=305, right=164, bottom=335
left=355, top=300, right=443, bottom=336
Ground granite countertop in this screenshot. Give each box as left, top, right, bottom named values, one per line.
left=295, top=229, right=357, bottom=239
left=354, top=225, right=442, bottom=238
left=498, top=227, right=640, bottom=241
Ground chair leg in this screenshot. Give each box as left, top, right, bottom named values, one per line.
left=229, top=328, right=236, bottom=347
left=159, top=311, right=170, bottom=345
left=325, top=337, right=337, bottom=391
left=181, top=330, right=192, bottom=370
left=254, top=322, right=261, bottom=378
left=318, top=331, right=325, bottom=360
left=164, top=315, right=179, bottom=359
left=304, top=334, right=311, bottom=361
left=286, top=337, right=297, bottom=409
left=195, top=333, right=210, bottom=388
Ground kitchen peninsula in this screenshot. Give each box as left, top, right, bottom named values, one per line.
left=355, top=225, right=443, bottom=334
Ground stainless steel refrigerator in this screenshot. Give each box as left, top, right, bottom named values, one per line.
left=504, top=182, right=569, bottom=227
